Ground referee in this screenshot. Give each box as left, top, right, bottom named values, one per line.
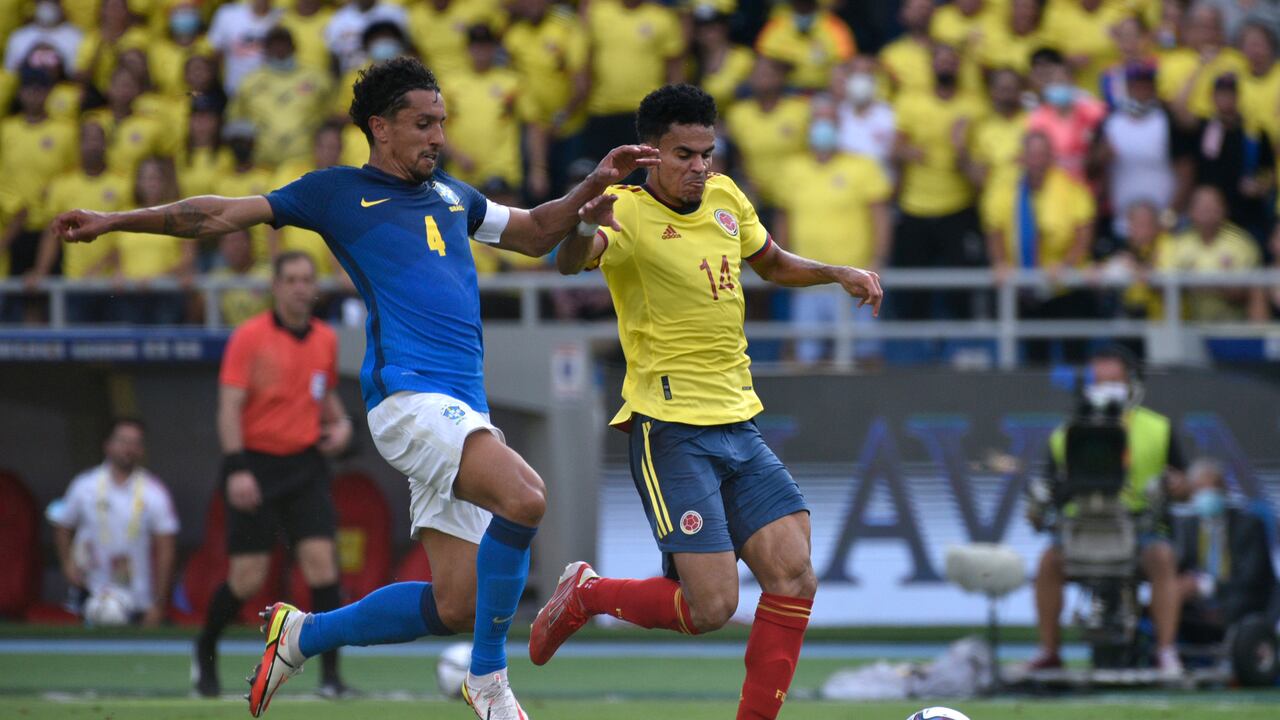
left=194, top=251, right=353, bottom=698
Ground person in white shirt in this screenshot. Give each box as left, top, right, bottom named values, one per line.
left=324, top=0, right=407, bottom=74
left=47, top=418, right=179, bottom=626
left=834, top=55, right=897, bottom=177
left=207, top=0, right=283, bottom=94
left=3, top=0, right=83, bottom=72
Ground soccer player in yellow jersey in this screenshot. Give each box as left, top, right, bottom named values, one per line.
left=530, top=84, right=882, bottom=720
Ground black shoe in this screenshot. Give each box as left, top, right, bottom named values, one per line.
left=193, top=637, right=220, bottom=698
left=317, top=678, right=358, bottom=700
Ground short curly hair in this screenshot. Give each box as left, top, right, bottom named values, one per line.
left=635, top=84, right=717, bottom=144
left=349, top=57, right=440, bottom=144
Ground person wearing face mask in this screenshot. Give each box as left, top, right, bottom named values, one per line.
left=778, top=102, right=891, bottom=365
left=755, top=0, right=856, bottom=91
left=1174, top=459, right=1279, bottom=630
left=1042, top=0, right=1132, bottom=96
left=147, top=1, right=214, bottom=99
left=1028, top=345, right=1191, bottom=677
left=4, top=0, right=82, bottom=73
left=229, top=26, right=333, bottom=167
left=331, top=21, right=415, bottom=152
left=833, top=55, right=896, bottom=177
left=1026, top=52, right=1106, bottom=183
left=1095, top=63, right=1180, bottom=238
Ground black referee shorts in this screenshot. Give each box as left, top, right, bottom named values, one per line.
left=223, top=447, right=336, bottom=555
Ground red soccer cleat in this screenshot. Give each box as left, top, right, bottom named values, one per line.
left=528, top=561, right=598, bottom=666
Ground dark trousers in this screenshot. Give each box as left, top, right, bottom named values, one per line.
left=887, top=207, right=988, bottom=321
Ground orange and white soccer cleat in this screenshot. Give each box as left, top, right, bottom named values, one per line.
left=246, top=602, right=308, bottom=717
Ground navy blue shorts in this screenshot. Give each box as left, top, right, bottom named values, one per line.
left=627, top=414, right=809, bottom=578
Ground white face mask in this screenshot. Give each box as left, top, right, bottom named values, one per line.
left=846, top=73, right=876, bottom=105
left=34, top=1, right=62, bottom=26
left=1085, top=382, right=1129, bottom=409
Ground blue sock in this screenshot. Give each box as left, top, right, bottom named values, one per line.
left=470, top=516, right=537, bottom=676
left=298, top=581, right=453, bottom=658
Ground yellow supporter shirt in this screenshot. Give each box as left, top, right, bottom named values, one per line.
left=407, top=0, right=504, bottom=83
left=212, top=262, right=272, bottom=326
left=46, top=82, right=83, bottom=122
left=778, top=153, right=890, bottom=268
left=43, top=170, right=132, bottom=277
left=700, top=46, right=755, bottom=111
left=755, top=7, right=855, bottom=90
left=977, top=24, right=1049, bottom=75
left=1240, top=63, right=1280, bottom=136
left=230, top=66, right=332, bottom=167
left=62, top=0, right=98, bottom=31
left=441, top=67, right=524, bottom=188
left=504, top=7, right=589, bottom=137
left=0, top=0, right=28, bottom=45
left=280, top=8, right=335, bottom=73
left=215, top=167, right=276, bottom=259
left=114, top=230, right=188, bottom=279
left=895, top=91, right=988, bottom=217
left=1043, top=0, right=1132, bottom=94
left=0, top=187, right=24, bottom=277
left=147, top=37, right=214, bottom=99
left=723, top=95, right=810, bottom=207
left=270, top=161, right=337, bottom=276
left=178, top=146, right=235, bottom=197
left=0, top=70, right=13, bottom=114
left=1157, top=223, right=1260, bottom=322
left=472, top=241, right=547, bottom=275
left=981, top=167, right=1096, bottom=267
left=596, top=174, right=770, bottom=427
left=75, top=26, right=152, bottom=92
left=879, top=36, right=932, bottom=99
left=586, top=0, right=684, bottom=116
left=930, top=4, right=999, bottom=49
left=84, top=108, right=174, bottom=179
left=1157, top=47, right=1249, bottom=119
left=340, top=124, right=368, bottom=168
left=970, top=110, right=1028, bottom=188
left=0, top=115, right=78, bottom=230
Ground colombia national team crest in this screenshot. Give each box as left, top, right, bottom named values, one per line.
left=680, top=510, right=703, bottom=535
left=714, top=209, right=739, bottom=237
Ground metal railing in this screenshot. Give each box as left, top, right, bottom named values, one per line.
left=3, top=268, right=1280, bottom=369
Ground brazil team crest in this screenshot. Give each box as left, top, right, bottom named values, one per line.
left=441, top=404, right=466, bottom=424
left=434, top=182, right=462, bottom=207
left=714, top=209, right=738, bottom=237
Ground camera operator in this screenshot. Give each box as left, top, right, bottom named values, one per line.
left=1025, top=346, right=1189, bottom=677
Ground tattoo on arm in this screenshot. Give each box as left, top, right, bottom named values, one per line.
left=160, top=200, right=209, bottom=237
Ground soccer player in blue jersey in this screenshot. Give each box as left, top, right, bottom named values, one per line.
left=52, top=57, right=657, bottom=720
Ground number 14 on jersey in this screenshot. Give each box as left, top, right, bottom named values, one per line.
left=699, top=255, right=736, bottom=300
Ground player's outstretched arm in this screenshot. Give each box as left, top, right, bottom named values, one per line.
left=556, top=193, right=617, bottom=275
left=748, top=242, right=884, bottom=317
left=495, top=144, right=658, bottom=257
left=52, top=195, right=274, bottom=244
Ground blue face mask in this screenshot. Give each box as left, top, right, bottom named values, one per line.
left=368, top=39, right=403, bottom=62
left=809, top=120, right=838, bottom=153
left=794, top=13, right=816, bottom=33
left=170, top=10, right=201, bottom=37
left=265, top=57, right=296, bottom=73
left=1193, top=489, right=1226, bottom=518
left=1044, top=83, right=1075, bottom=109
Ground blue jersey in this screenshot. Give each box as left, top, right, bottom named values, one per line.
left=266, top=165, right=498, bottom=413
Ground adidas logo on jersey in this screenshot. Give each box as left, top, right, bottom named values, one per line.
left=661, top=224, right=681, bottom=239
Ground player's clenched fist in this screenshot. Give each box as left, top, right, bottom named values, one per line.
left=52, top=209, right=114, bottom=243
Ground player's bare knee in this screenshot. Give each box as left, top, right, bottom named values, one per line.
left=503, top=470, right=546, bottom=527
left=761, top=554, right=817, bottom=599
left=433, top=591, right=476, bottom=633
left=688, top=591, right=737, bottom=632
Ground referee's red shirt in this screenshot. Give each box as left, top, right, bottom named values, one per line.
left=219, top=311, right=338, bottom=455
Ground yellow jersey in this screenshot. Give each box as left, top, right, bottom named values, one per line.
left=778, top=153, right=890, bottom=268
left=44, top=170, right=131, bottom=278
left=407, top=0, right=504, bottom=83
left=1157, top=224, right=1260, bottom=322
left=441, top=67, right=525, bottom=188
left=970, top=110, right=1028, bottom=187
left=504, top=7, right=590, bottom=137
left=586, top=0, right=684, bottom=115
left=699, top=45, right=755, bottom=111
left=596, top=174, right=770, bottom=427
left=878, top=36, right=933, bottom=99
left=1240, top=63, right=1280, bottom=136
left=271, top=161, right=338, bottom=276
left=230, top=65, right=332, bottom=166
left=84, top=108, right=175, bottom=179
left=981, top=167, right=1096, bottom=267
left=75, top=26, right=152, bottom=92
left=46, top=82, right=83, bottom=122
left=147, top=37, right=214, bottom=98
left=1042, top=0, right=1132, bottom=94
left=894, top=90, right=988, bottom=217
left=722, top=95, right=810, bottom=207
left=1157, top=47, right=1249, bottom=119
left=279, top=8, right=335, bottom=73
left=114, top=230, right=187, bottom=279
left=215, top=166, right=276, bottom=259
left=755, top=7, right=856, bottom=90
left=212, top=262, right=273, bottom=327
left=930, top=4, right=999, bottom=50
left=0, top=186, right=23, bottom=277
left=977, top=24, right=1050, bottom=75
left=0, top=115, right=78, bottom=230
left=178, top=146, right=235, bottom=197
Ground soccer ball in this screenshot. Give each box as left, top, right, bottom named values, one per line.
left=907, top=707, right=972, bottom=720
left=435, top=642, right=472, bottom=698
left=83, top=585, right=134, bottom=626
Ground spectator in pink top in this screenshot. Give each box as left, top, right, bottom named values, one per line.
left=1027, top=49, right=1106, bottom=182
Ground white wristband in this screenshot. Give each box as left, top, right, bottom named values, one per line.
left=577, top=220, right=599, bottom=237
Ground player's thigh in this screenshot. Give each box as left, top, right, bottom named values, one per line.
left=294, top=537, right=338, bottom=586
left=740, top=512, right=816, bottom=599
left=670, top=550, right=740, bottom=631
left=721, top=422, right=810, bottom=564
left=455, top=430, right=545, bottom=526
left=228, top=553, right=272, bottom=597
left=628, top=416, right=735, bottom=560
left=417, top=528, right=479, bottom=632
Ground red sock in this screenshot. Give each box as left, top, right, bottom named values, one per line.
left=579, top=577, right=699, bottom=635
left=736, top=593, right=812, bottom=720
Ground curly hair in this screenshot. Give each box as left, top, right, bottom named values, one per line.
left=349, top=57, right=439, bottom=144
left=635, top=84, right=717, bottom=144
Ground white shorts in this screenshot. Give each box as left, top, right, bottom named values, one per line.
left=367, top=391, right=501, bottom=544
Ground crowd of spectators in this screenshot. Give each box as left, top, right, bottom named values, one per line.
left=1, top=0, right=1279, bottom=352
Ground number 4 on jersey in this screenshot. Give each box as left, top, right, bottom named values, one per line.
left=698, top=255, right=735, bottom=300
left=425, top=216, right=447, bottom=257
